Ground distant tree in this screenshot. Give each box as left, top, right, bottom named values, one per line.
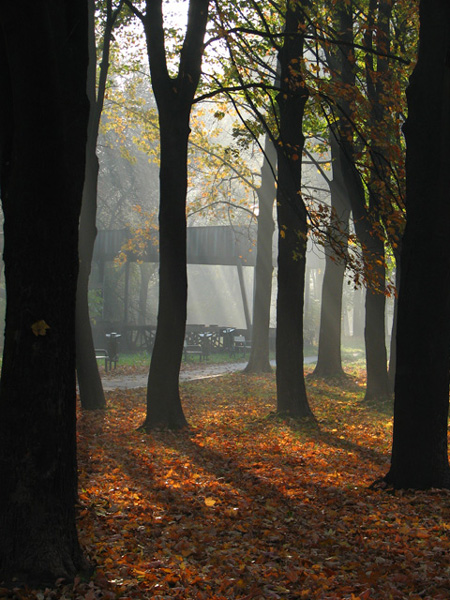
left=77, top=0, right=125, bottom=410
left=382, top=0, right=450, bottom=489
left=313, top=127, right=350, bottom=379
left=0, top=0, right=89, bottom=582
left=125, top=0, right=210, bottom=429
left=244, top=135, right=276, bottom=374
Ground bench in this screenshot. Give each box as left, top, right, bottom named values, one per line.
left=184, top=342, right=202, bottom=361
left=95, top=348, right=119, bottom=372
left=233, top=335, right=251, bottom=356
left=95, top=349, right=110, bottom=372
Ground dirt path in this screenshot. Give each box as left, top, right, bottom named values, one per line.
left=101, top=357, right=317, bottom=391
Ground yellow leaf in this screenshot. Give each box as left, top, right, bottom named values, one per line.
left=31, top=320, right=50, bottom=337
left=204, top=497, right=216, bottom=507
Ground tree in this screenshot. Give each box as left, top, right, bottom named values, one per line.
left=77, top=0, right=125, bottom=410
left=382, top=0, right=450, bottom=489
left=125, top=0, right=210, bottom=429
left=313, top=128, right=350, bottom=379
left=244, top=135, right=276, bottom=374
left=0, top=0, right=89, bottom=582
left=275, top=0, right=314, bottom=419
left=312, top=0, right=411, bottom=399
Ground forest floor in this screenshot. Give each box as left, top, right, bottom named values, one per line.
left=6, top=363, right=450, bottom=600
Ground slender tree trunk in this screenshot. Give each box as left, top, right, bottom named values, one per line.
left=361, top=0, right=393, bottom=401
left=244, top=136, right=276, bottom=374
left=326, top=0, right=390, bottom=399
left=76, top=0, right=123, bottom=409
left=76, top=138, right=106, bottom=409
left=364, top=240, right=390, bottom=401
left=341, top=151, right=390, bottom=399
left=275, top=0, right=314, bottom=419
left=383, top=0, right=450, bottom=489
left=0, top=1, right=89, bottom=581
left=313, top=130, right=350, bottom=378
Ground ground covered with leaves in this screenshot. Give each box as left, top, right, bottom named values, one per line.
left=8, top=367, right=450, bottom=599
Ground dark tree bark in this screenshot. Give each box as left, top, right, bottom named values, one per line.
left=77, top=0, right=124, bottom=410
left=325, top=0, right=390, bottom=399
left=383, top=0, right=450, bottom=489
left=362, top=0, right=394, bottom=401
left=128, top=0, right=209, bottom=429
left=0, top=0, right=89, bottom=582
left=313, top=130, right=350, bottom=379
left=275, top=0, right=314, bottom=419
left=363, top=251, right=389, bottom=400
left=244, top=135, right=276, bottom=374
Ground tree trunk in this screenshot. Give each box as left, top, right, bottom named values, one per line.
left=341, top=151, right=390, bottom=400
left=364, top=241, right=390, bottom=401
left=244, top=136, right=276, bottom=374
left=76, top=0, right=123, bottom=410
left=326, top=0, right=390, bottom=399
left=313, top=130, right=350, bottom=379
left=275, top=0, right=314, bottom=420
left=140, top=0, right=210, bottom=429
left=0, top=1, right=89, bottom=582
left=144, top=111, right=190, bottom=429
left=76, top=138, right=106, bottom=409
left=362, top=0, right=393, bottom=401
left=383, top=0, right=450, bottom=489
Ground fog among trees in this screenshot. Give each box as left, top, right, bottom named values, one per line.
left=0, top=0, right=449, bottom=592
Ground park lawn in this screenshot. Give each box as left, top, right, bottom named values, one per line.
left=11, top=368, right=450, bottom=599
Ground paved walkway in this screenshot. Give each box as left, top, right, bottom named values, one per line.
left=102, top=356, right=317, bottom=391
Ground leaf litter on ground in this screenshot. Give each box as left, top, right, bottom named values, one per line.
left=8, top=365, right=450, bottom=599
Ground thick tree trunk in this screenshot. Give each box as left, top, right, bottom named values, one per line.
left=0, top=1, right=89, bottom=582
left=140, top=0, right=209, bottom=429
left=276, top=197, right=312, bottom=418
left=275, top=1, right=314, bottom=420
left=244, top=136, right=276, bottom=374
left=144, top=112, right=190, bottom=429
left=383, top=0, right=450, bottom=489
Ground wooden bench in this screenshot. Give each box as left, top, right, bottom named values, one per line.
left=232, top=335, right=251, bottom=356
left=184, top=342, right=202, bottom=361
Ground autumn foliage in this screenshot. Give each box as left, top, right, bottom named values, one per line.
left=5, top=368, right=450, bottom=599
